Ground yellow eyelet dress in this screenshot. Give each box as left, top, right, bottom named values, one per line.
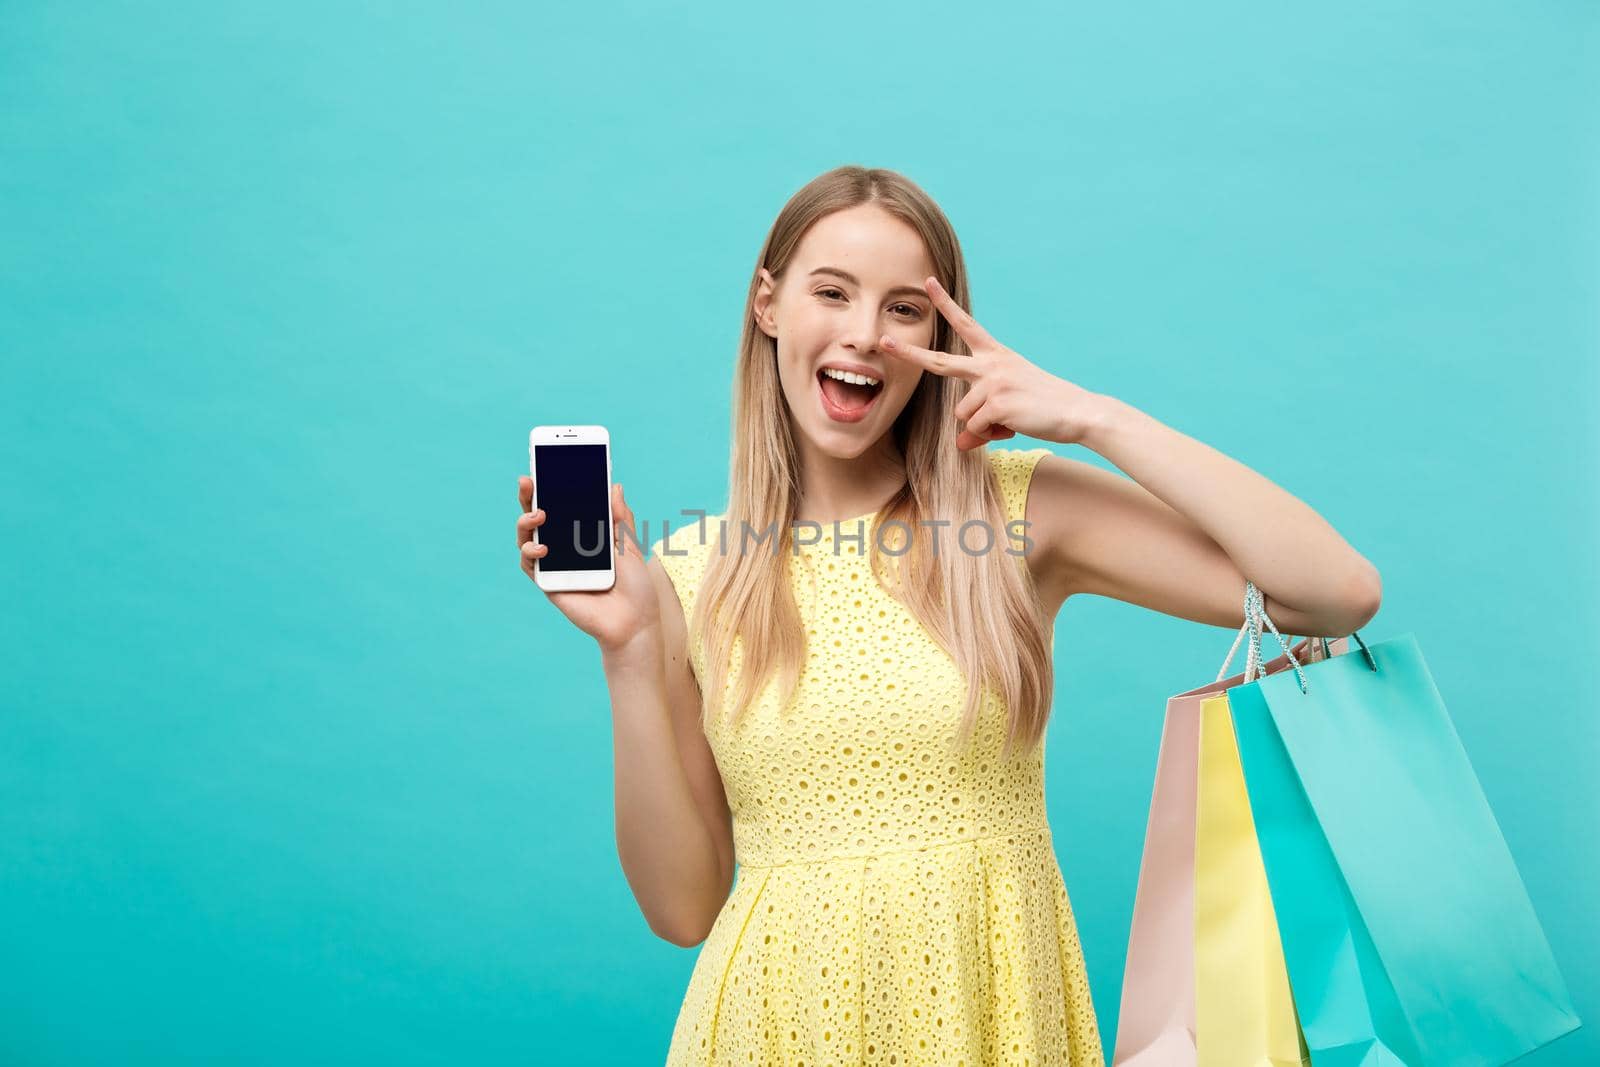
left=649, top=446, right=1104, bottom=1066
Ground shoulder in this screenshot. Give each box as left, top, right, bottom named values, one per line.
left=647, top=512, right=724, bottom=612
left=1013, top=446, right=1166, bottom=606
left=985, top=446, right=1116, bottom=610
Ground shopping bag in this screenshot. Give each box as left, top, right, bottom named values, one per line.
left=1195, top=689, right=1308, bottom=1067
left=1112, top=621, right=1341, bottom=1066
left=1227, top=581, right=1582, bottom=1066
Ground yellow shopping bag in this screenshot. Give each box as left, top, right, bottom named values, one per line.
left=1194, top=692, right=1308, bottom=1067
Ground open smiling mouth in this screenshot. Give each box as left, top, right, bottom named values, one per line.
left=816, top=366, right=884, bottom=423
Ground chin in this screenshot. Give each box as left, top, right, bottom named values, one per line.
left=782, top=373, right=908, bottom=457
left=813, top=434, right=878, bottom=460
left=805, top=405, right=910, bottom=459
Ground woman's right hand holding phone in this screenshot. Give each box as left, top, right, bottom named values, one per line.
left=517, top=476, right=662, bottom=654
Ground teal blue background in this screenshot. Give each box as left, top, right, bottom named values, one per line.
left=3, top=2, right=1595, bottom=1063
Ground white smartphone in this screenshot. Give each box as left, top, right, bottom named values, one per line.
left=528, top=425, right=615, bottom=592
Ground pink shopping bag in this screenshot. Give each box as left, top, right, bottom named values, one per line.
left=1112, top=632, right=1345, bottom=1065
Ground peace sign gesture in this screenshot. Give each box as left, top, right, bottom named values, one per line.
left=881, top=276, right=1107, bottom=452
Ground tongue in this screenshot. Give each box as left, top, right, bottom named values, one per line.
left=821, top=374, right=877, bottom=411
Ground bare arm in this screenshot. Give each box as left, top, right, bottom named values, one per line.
left=1027, top=427, right=1381, bottom=637
left=606, top=556, right=735, bottom=947
left=517, top=477, right=733, bottom=947
left=875, top=275, right=1380, bottom=637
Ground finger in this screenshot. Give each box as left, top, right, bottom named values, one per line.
left=953, top=382, right=988, bottom=424
left=517, top=506, right=545, bottom=548
left=965, top=401, right=1016, bottom=442
left=955, top=423, right=1013, bottom=451
left=880, top=336, right=980, bottom=381
left=520, top=531, right=550, bottom=573
left=967, top=401, right=1001, bottom=438
left=612, top=483, right=634, bottom=529
left=977, top=424, right=1015, bottom=441
left=923, top=276, right=994, bottom=349
left=612, top=483, right=633, bottom=557
left=519, top=475, right=533, bottom=512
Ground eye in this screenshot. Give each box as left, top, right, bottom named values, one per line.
left=817, top=288, right=923, bottom=319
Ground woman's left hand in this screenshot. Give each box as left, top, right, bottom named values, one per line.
left=882, top=276, right=1108, bottom=452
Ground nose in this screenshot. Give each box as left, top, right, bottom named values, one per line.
left=841, top=303, right=886, bottom=356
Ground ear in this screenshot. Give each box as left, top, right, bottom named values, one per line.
left=753, top=268, right=779, bottom=340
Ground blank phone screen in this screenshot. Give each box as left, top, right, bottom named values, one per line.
left=532, top=444, right=612, bottom=572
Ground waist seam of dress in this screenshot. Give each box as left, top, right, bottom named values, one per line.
left=735, top=823, right=1053, bottom=871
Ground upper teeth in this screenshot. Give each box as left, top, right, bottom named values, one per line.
left=822, top=367, right=880, bottom=387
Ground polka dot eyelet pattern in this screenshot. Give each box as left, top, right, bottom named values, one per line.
left=650, top=448, right=1103, bottom=1066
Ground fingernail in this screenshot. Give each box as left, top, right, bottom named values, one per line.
left=882, top=337, right=896, bottom=348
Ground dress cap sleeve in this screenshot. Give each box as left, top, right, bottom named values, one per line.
left=986, top=446, right=1054, bottom=527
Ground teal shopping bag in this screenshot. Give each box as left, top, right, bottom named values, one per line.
left=1225, top=583, right=1581, bottom=1066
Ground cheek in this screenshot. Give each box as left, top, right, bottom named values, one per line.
left=777, top=352, right=815, bottom=402
left=790, top=308, right=831, bottom=344
left=890, top=371, right=924, bottom=405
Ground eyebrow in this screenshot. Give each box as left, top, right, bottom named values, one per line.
left=807, top=267, right=929, bottom=301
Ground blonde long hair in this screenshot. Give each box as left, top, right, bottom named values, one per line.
left=688, top=165, right=1054, bottom=757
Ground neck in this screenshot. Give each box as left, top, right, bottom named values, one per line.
left=793, top=434, right=908, bottom=525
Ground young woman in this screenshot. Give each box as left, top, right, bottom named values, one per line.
left=515, top=165, right=1381, bottom=1065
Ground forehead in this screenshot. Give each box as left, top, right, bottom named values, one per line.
left=791, top=205, right=934, bottom=283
